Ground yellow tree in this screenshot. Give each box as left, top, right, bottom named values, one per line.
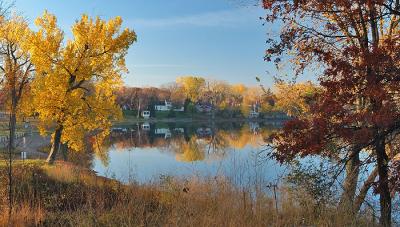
left=0, top=9, right=33, bottom=220
left=0, top=16, right=34, bottom=149
left=162, top=82, right=186, bottom=106
left=176, top=76, right=205, bottom=103
left=29, top=12, right=136, bottom=163
left=273, top=81, right=320, bottom=117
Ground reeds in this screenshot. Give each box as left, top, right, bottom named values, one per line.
left=0, top=161, right=377, bottom=227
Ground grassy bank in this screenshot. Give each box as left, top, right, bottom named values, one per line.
left=0, top=161, right=376, bottom=226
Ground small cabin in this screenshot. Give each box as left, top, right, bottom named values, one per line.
left=155, top=100, right=172, bottom=111
left=142, top=110, right=151, bottom=119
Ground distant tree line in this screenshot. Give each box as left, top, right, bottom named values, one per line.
left=116, top=76, right=320, bottom=118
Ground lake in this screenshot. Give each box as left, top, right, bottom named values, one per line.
left=11, top=120, right=399, bottom=220
left=92, top=121, right=288, bottom=185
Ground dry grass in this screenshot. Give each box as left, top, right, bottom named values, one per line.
left=0, top=161, right=377, bottom=227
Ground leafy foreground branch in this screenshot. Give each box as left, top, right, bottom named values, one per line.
left=0, top=161, right=377, bottom=227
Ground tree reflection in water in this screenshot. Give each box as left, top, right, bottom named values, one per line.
left=92, top=121, right=281, bottom=166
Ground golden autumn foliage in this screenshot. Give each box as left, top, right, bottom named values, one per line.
left=0, top=15, right=34, bottom=148
left=29, top=11, right=136, bottom=156
left=231, top=84, right=246, bottom=95
left=176, top=76, right=205, bottom=102
left=273, top=81, right=320, bottom=117
left=0, top=16, right=33, bottom=94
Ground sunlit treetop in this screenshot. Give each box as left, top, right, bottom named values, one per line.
left=176, top=76, right=205, bottom=103
left=0, top=15, right=34, bottom=119
left=29, top=11, right=136, bottom=152
left=273, top=81, right=320, bottom=117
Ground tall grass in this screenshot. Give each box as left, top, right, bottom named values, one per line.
left=0, top=160, right=377, bottom=226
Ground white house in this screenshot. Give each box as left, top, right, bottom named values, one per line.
left=155, top=100, right=172, bottom=111
left=155, top=100, right=185, bottom=112
left=142, top=110, right=150, bottom=119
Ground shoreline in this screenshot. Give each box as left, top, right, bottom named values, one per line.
left=115, top=116, right=290, bottom=125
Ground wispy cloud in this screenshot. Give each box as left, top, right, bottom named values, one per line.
left=130, top=7, right=262, bottom=28
left=132, top=64, right=186, bottom=68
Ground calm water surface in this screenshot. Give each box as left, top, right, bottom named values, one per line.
left=92, top=121, right=287, bottom=184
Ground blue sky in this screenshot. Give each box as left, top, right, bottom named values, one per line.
left=13, top=0, right=276, bottom=87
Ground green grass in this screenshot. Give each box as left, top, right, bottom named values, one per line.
left=122, top=110, right=139, bottom=117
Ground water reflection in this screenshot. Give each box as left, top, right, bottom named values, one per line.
left=93, top=121, right=284, bottom=183
left=108, top=122, right=279, bottom=161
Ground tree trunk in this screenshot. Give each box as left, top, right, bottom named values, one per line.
left=9, top=112, right=16, bottom=151
left=354, top=167, right=378, bottom=212
left=7, top=79, right=19, bottom=224
left=9, top=88, right=18, bottom=150
left=376, top=138, right=391, bottom=227
left=7, top=111, right=15, bottom=225
left=61, top=143, right=68, bottom=161
left=339, top=148, right=360, bottom=211
left=46, top=126, right=63, bottom=164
